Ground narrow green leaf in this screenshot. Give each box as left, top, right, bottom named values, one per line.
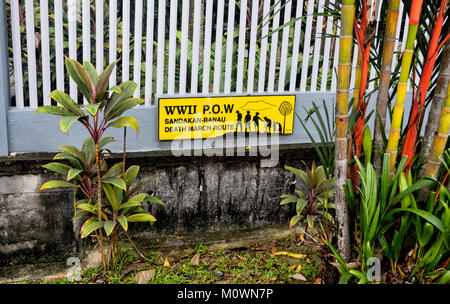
left=81, top=220, right=104, bottom=238
left=105, top=116, right=140, bottom=133
left=65, top=57, right=95, bottom=101
left=83, top=103, right=101, bottom=116
left=124, top=165, right=140, bottom=189
left=57, top=145, right=86, bottom=164
left=50, top=90, right=84, bottom=116
left=83, top=61, right=98, bottom=86
left=289, top=215, right=300, bottom=228
left=145, top=195, right=165, bottom=207
left=117, top=215, right=128, bottom=231
left=104, top=220, right=116, bottom=236
left=40, top=180, right=77, bottom=191
left=67, top=168, right=82, bottom=181
left=102, top=177, right=127, bottom=190
left=127, top=213, right=157, bottom=223
left=60, top=116, right=80, bottom=135
left=34, top=106, right=73, bottom=117
left=42, top=162, right=71, bottom=175
left=102, top=183, right=118, bottom=211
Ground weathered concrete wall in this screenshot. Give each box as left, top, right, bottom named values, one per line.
left=0, top=145, right=315, bottom=267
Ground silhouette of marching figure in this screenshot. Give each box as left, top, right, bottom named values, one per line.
left=272, top=121, right=282, bottom=133
left=244, top=111, right=252, bottom=132
left=253, top=112, right=264, bottom=133
left=264, top=117, right=272, bottom=133
left=235, top=110, right=243, bottom=132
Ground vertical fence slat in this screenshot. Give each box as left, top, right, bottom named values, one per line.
left=96, top=0, right=104, bottom=72
left=224, top=0, right=236, bottom=93
left=267, top=0, right=281, bottom=92
left=258, top=0, right=271, bottom=93
left=310, top=0, right=325, bottom=91
left=0, top=0, right=9, bottom=155
left=6, top=7, right=17, bottom=106
left=246, top=0, right=259, bottom=93
left=68, top=0, right=78, bottom=103
left=331, top=18, right=340, bottom=91
left=299, top=0, right=315, bottom=91
left=109, top=0, right=118, bottom=88
left=202, top=0, right=214, bottom=93
left=82, top=0, right=90, bottom=104
left=82, top=0, right=90, bottom=63
left=190, top=0, right=201, bottom=94
left=236, top=0, right=248, bottom=93
left=213, top=0, right=225, bottom=93
left=179, top=0, right=190, bottom=94
left=289, top=0, right=305, bottom=92
left=320, top=0, right=334, bottom=91
left=133, top=0, right=144, bottom=98
left=144, top=0, right=155, bottom=105
left=277, top=0, right=292, bottom=92
left=122, top=0, right=130, bottom=82
left=157, top=0, right=166, bottom=94
left=40, top=0, right=51, bottom=105
left=55, top=0, right=64, bottom=92
left=25, top=0, right=37, bottom=108
left=167, top=0, right=178, bottom=94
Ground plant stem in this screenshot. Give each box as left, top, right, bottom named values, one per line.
left=95, top=142, right=107, bottom=272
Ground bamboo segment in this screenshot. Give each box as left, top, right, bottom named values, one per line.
left=335, top=0, right=356, bottom=262
left=424, top=80, right=450, bottom=177
left=386, top=0, right=423, bottom=174
left=373, top=0, right=400, bottom=173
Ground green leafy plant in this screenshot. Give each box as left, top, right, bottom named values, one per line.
left=330, top=153, right=449, bottom=283
left=281, top=162, right=335, bottom=233
left=36, top=57, right=163, bottom=272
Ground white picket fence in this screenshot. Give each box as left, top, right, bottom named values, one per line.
left=8, top=0, right=412, bottom=108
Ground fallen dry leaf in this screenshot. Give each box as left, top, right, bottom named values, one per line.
left=237, top=255, right=247, bottom=261
left=190, top=253, right=201, bottom=266
left=273, top=251, right=307, bottom=259
left=300, top=233, right=306, bottom=243
left=135, top=269, right=156, bottom=284
left=292, top=273, right=307, bottom=281
left=313, top=277, right=322, bottom=284
left=250, top=247, right=266, bottom=251
left=296, top=264, right=302, bottom=272
left=289, top=264, right=297, bottom=270
left=306, top=258, right=311, bottom=263
left=271, top=247, right=278, bottom=254
left=163, top=258, right=170, bottom=267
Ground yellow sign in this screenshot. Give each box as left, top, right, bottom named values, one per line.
left=158, top=95, right=296, bottom=140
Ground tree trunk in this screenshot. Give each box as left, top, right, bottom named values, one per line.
left=335, top=0, right=356, bottom=261
left=373, top=0, right=400, bottom=175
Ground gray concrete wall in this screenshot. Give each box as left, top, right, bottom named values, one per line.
left=0, top=146, right=316, bottom=267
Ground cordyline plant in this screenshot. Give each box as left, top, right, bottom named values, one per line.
left=281, top=162, right=335, bottom=237
left=35, top=57, right=163, bottom=272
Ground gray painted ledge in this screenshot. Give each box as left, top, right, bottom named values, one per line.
left=4, top=91, right=420, bottom=158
